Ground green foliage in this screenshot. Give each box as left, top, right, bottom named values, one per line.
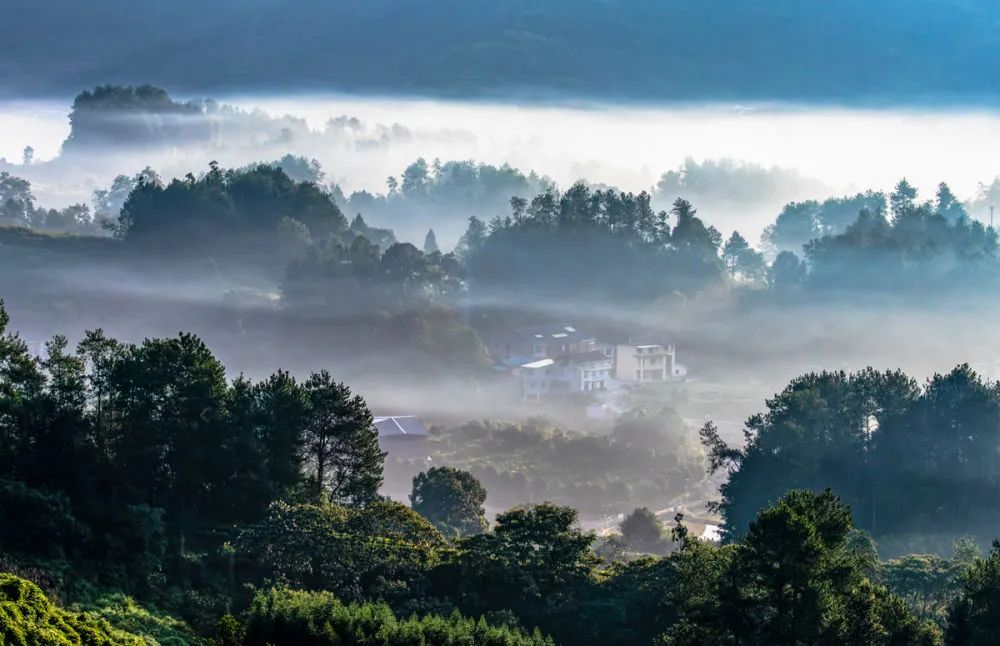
left=244, top=587, right=552, bottom=645
left=65, top=85, right=207, bottom=150
left=116, top=162, right=348, bottom=251
left=423, top=413, right=705, bottom=517
left=946, top=541, right=1000, bottom=645
left=620, top=508, right=671, bottom=555
left=803, top=182, right=996, bottom=292
left=301, top=371, right=384, bottom=505
left=236, top=500, right=443, bottom=608
left=0, top=303, right=385, bottom=581
left=722, top=231, right=766, bottom=284
left=467, top=184, right=722, bottom=300
left=448, top=503, right=598, bottom=642
left=348, top=214, right=396, bottom=251
left=659, top=491, right=941, bottom=645
left=703, top=365, right=1000, bottom=546
left=73, top=592, right=201, bottom=646
left=283, top=238, right=465, bottom=315
left=0, top=572, right=144, bottom=645
left=0, top=172, right=36, bottom=226
left=410, top=467, right=489, bottom=538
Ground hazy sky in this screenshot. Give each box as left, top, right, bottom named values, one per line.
left=3, top=94, right=1000, bottom=238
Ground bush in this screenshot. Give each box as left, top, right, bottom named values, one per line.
left=244, top=587, right=552, bottom=645
left=73, top=592, right=201, bottom=646
left=0, top=572, right=144, bottom=645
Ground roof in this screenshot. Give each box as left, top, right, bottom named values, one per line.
left=507, top=324, right=595, bottom=342
left=373, top=415, right=429, bottom=439
left=521, top=358, right=555, bottom=369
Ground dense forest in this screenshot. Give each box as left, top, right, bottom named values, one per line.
left=6, top=298, right=1000, bottom=644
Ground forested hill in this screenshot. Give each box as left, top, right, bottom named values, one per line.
left=4, top=0, right=1000, bottom=104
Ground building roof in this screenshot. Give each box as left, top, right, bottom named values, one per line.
left=373, top=415, right=429, bottom=439
left=507, top=324, right=595, bottom=342
left=521, top=358, right=555, bottom=369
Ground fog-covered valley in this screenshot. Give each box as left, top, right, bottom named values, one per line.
left=5, top=77, right=1000, bottom=643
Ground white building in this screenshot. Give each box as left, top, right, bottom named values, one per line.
left=614, top=343, right=683, bottom=382
left=521, top=350, right=614, bottom=401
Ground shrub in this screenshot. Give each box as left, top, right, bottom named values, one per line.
left=244, top=587, right=552, bottom=645
left=0, top=572, right=144, bottom=645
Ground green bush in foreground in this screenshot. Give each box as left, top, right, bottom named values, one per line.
left=244, top=587, right=552, bottom=646
left=73, top=592, right=201, bottom=646
left=0, top=572, right=143, bottom=645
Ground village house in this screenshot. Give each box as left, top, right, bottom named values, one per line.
left=614, top=342, right=684, bottom=382
left=521, top=349, right=614, bottom=402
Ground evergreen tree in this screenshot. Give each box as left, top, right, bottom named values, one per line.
left=302, top=371, right=385, bottom=505
left=423, top=228, right=440, bottom=254
left=410, top=466, right=488, bottom=538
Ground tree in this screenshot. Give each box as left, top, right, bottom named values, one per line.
left=456, top=216, right=487, bottom=261
left=243, top=587, right=552, bottom=646
left=0, top=171, right=35, bottom=224
left=701, top=490, right=939, bottom=645
left=105, top=333, right=230, bottom=552
left=769, top=250, right=806, bottom=291
left=762, top=201, right=820, bottom=253
left=722, top=231, right=767, bottom=283
left=401, top=158, right=430, bottom=196
left=410, top=466, right=488, bottom=538
left=722, top=231, right=750, bottom=276
left=620, top=507, right=670, bottom=554
left=250, top=370, right=309, bottom=503
left=936, top=182, right=969, bottom=224
left=946, top=541, right=1000, bottom=645
left=450, top=503, right=598, bottom=642
left=237, top=499, right=443, bottom=605
left=890, top=178, right=920, bottom=220
left=116, top=163, right=348, bottom=252
left=423, top=228, right=440, bottom=254
left=302, top=371, right=384, bottom=505
left=275, top=216, right=312, bottom=263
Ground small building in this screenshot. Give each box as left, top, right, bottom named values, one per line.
left=374, top=415, right=430, bottom=459
left=614, top=343, right=683, bottom=382
left=521, top=350, right=614, bottom=402
left=374, top=415, right=430, bottom=440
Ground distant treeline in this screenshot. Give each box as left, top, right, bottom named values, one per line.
left=6, top=151, right=1000, bottom=311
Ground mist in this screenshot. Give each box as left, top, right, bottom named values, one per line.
left=5, top=94, right=1000, bottom=245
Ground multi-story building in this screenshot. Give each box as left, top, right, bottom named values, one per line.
left=521, top=350, right=614, bottom=401
left=614, top=343, right=680, bottom=382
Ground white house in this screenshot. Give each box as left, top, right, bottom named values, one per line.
left=521, top=350, right=614, bottom=401
left=614, top=343, right=684, bottom=382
